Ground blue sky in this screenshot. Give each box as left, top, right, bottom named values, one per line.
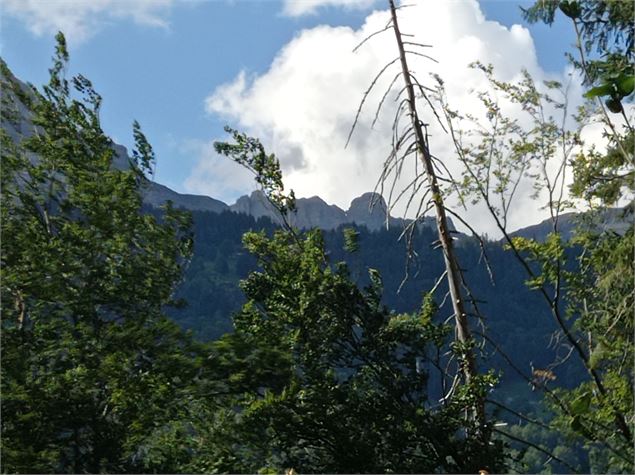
left=1, top=0, right=575, bottom=232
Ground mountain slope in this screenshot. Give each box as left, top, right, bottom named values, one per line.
left=2, top=57, right=591, bottom=406
left=510, top=207, right=632, bottom=241
left=0, top=59, right=443, bottom=232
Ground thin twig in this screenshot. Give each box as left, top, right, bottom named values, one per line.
left=346, top=56, right=401, bottom=148
left=352, top=24, right=393, bottom=53
left=493, top=428, right=580, bottom=473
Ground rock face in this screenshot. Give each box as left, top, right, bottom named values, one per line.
left=291, top=196, right=348, bottom=230
left=1, top=60, right=37, bottom=142
left=227, top=190, right=433, bottom=231
left=230, top=191, right=276, bottom=220
left=0, top=58, right=445, bottom=233
left=347, top=192, right=394, bottom=231
left=143, top=182, right=229, bottom=213
left=229, top=191, right=349, bottom=229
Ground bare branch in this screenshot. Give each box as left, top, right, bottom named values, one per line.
left=372, top=72, right=402, bottom=129
left=402, top=41, right=432, bottom=49
left=493, top=428, right=580, bottom=474
left=443, top=206, right=495, bottom=285
left=486, top=399, right=553, bottom=431
left=410, top=73, right=448, bottom=133
left=352, top=24, right=393, bottom=53
left=346, top=56, right=401, bottom=148
left=404, top=50, right=438, bottom=63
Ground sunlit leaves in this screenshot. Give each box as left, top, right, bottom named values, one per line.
left=1, top=33, right=198, bottom=473
left=214, top=127, right=296, bottom=217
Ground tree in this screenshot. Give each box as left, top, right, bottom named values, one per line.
left=339, top=0, right=631, bottom=470
left=428, top=1, right=634, bottom=470
left=212, top=128, right=505, bottom=473
left=344, top=0, right=492, bottom=447
left=523, top=0, right=634, bottom=193
left=1, top=33, right=202, bottom=473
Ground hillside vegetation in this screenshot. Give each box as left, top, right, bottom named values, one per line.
left=1, top=0, right=633, bottom=471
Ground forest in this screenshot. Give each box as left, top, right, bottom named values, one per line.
left=1, top=0, right=633, bottom=473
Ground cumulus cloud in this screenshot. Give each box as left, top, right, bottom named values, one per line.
left=4, top=0, right=175, bottom=44
left=282, top=0, right=379, bottom=17
left=182, top=139, right=258, bottom=204
left=199, top=0, right=590, bottom=235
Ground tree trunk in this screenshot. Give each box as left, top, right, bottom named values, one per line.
left=388, top=0, right=484, bottom=428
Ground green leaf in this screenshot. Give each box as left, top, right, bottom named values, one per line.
left=570, top=392, right=592, bottom=415
left=605, top=97, right=623, bottom=113
left=558, top=1, right=581, bottom=19
left=616, top=75, right=635, bottom=97
left=343, top=227, right=359, bottom=253
left=570, top=414, right=584, bottom=432
left=583, top=83, right=614, bottom=99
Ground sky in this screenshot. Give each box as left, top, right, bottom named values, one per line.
left=1, top=0, right=579, bottom=234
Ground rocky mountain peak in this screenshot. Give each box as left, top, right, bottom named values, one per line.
left=227, top=190, right=403, bottom=231
left=230, top=190, right=274, bottom=219
left=347, top=192, right=390, bottom=231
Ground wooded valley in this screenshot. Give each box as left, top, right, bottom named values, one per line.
left=1, top=1, right=633, bottom=473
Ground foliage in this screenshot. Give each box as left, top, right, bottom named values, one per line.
left=436, top=3, right=634, bottom=470
left=209, top=228, right=504, bottom=473
left=214, top=127, right=296, bottom=217
left=569, top=128, right=634, bottom=206
left=523, top=0, right=634, bottom=93
left=4, top=7, right=632, bottom=470
left=0, top=40, right=512, bottom=472
left=342, top=226, right=360, bottom=253
left=522, top=4, right=634, bottom=470
left=205, top=130, right=508, bottom=473
left=170, top=208, right=574, bottom=386
left=0, top=33, right=201, bottom=473
left=555, top=226, right=634, bottom=472
left=439, top=62, right=577, bottom=227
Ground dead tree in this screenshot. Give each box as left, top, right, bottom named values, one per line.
left=347, top=0, right=485, bottom=432
left=387, top=0, right=483, bottom=427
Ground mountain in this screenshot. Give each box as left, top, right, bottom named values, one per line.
left=0, top=58, right=442, bottom=233
left=228, top=189, right=438, bottom=231
left=510, top=207, right=632, bottom=242
left=2, top=57, right=592, bottom=398
left=168, top=205, right=589, bottom=391
left=144, top=182, right=229, bottom=213
left=3, top=57, right=629, bottom=239
left=0, top=59, right=619, bottom=380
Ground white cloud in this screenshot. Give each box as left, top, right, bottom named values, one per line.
left=282, top=0, right=379, bottom=17
left=182, top=139, right=258, bottom=204
left=4, top=0, right=175, bottom=44
left=199, top=0, right=595, bottom=235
